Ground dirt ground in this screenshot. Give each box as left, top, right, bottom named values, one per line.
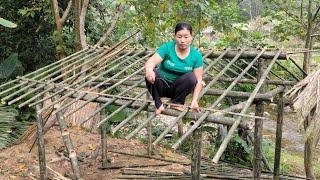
left=0, top=126, right=190, bottom=180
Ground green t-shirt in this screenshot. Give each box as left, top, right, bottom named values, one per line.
left=156, top=41, right=203, bottom=82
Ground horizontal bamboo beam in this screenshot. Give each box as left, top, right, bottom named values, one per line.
left=57, top=91, right=248, bottom=128
left=88, top=80, right=284, bottom=100
left=121, top=49, right=288, bottom=60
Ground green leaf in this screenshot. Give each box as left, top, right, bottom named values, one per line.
left=0, top=18, right=17, bottom=28
left=0, top=53, right=23, bottom=80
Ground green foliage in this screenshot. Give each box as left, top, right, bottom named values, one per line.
left=0, top=105, right=29, bottom=148
left=0, top=17, right=17, bottom=28
left=0, top=53, right=23, bottom=81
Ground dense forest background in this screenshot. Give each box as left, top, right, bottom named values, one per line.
left=1, top=0, right=320, bottom=178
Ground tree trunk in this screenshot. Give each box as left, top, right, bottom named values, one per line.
left=303, top=0, right=313, bottom=75
left=304, top=115, right=316, bottom=179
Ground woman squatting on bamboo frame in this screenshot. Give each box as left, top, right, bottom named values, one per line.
left=144, top=22, right=204, bottom=115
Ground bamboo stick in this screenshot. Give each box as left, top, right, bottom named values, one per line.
left=212, top=50, right=281, bottom=163
left=223, top=58, right=256, bottom=79
left=52, top=95, right=81, bottom=179
left=125, top=113, right=157, bottom=140
left=104, top=163, right=172, bottom=169
left=288, top=57, right=307, bottom=76
left=35, top=98, right=46, bottom=180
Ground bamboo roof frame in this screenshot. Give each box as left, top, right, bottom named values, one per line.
left=0, top=33, right=309, bottom=179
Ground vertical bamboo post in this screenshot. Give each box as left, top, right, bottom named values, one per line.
left=146, top=93, right=152, bottom=156
left=273, top=90, right=284, bottom=180
left=191, top=126, right=202, bottom=180
left=101, top=108, right=108, bottom=168
left=52, top=96, right=81, bottom=179
left=35, top=101, right=46, bottom=180
left=253, top=59, right=267, bottom=179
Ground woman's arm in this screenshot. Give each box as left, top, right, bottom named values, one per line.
left=144, top=53, right=163, bottom=84
left=191, top=67, right=203, bottom=112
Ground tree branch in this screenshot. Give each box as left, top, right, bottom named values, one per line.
left=61, top=0, right=73, bottom=25
left=95, top=5, right=122, bottom=47
left=312, top=4, right=320, bottom=22
left=50, top=0, right=61, bottom=27
left=300, top=0, right=307, bottom=27
left=79, top=0, right=90, bottom=48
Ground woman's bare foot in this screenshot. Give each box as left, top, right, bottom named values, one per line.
left=156, top=104, right=165, bottom=115
left=169, top=103, right=184, bottom=111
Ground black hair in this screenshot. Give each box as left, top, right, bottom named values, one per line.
left=174, top=22, right=192, bottom=35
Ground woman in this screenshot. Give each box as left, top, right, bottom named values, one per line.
left=144, top=22, right=203, bottom=115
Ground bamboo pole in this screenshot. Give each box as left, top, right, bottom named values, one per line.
left=51, top=95, right=81, bottom=179
left=101, top=109, right=107, bottom=169
left=35, top=98, right=46, bottom=180
left=253, top=59, right=267, bottom=179
left=223, top=58, right=256, bottom=79
left=273, top=90, right=284, bottom=180
left=146, top=93, right=152, bottom=156
left=191, top=126, right=202, bottom=180
left=212, top=50, right=281, bottom=163
left=288, top=57, right=307, bottom=76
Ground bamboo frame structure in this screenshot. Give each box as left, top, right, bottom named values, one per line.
left=0, top=40, right=308, bottom=179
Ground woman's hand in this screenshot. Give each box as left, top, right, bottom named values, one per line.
left=190, top=100, right=200, bottom=112
left=145, top=69, right=156, bottom=84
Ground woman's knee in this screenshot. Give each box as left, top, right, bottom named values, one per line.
left=187, top=72, right=197, bottom=87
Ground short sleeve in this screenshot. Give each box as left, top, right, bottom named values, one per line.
left=156, top=42, right=168, bottom=59
left=194, top=51, right=204, bottom=69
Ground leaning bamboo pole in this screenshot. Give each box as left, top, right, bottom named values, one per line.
left=172, top=49, right=266, bottom=150
left=212, top=50, right=281, bottom=163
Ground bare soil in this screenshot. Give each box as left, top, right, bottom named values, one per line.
left=0, top=126, right=189, bottom=180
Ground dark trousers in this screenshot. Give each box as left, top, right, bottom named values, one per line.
left=145, top=70, right=197, bottom=108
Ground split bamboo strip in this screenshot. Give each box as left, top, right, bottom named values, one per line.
left=212, top=50, right=281, bottom=163
left=0, top=47, right=95, bottom=98
left=19, top=48, right=133, bottom=108
left=0, top=47, right=89, bottom=92
left=10, top=47, right=119, bottom=106
left=172, top=49, right=265, bottom=150
left=38, top=50, right=148, bottom=112
left=3, top=47, right=104, bottom=103
left=152, top=50, right=242, bottom=146
left=216, top=61, right=244, bottom=78
left=28, top=48, right=137, bottom=108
